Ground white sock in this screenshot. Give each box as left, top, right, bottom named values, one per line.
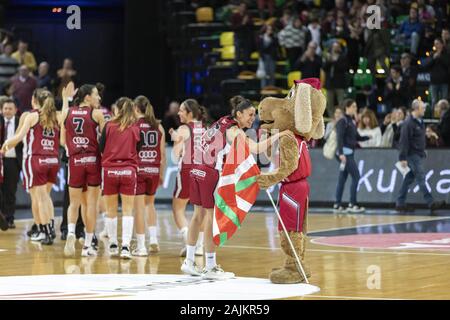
left=137, top=234, right=146, bottom=250
left=85, top=233, right=93, bottom=248
left=68, top=223, right=76, bottom=235
left=180, top=227, right=188, bottom=243
left=196, top=232, right=204, bottom=247
left=106, top=217, right=118, bottom=244
left=122, top=216, right=134, bottom=247
left=186, top=245, right=196, bottom=262
left=148, top=226, right=158, bottom=244
left=206, top=252, right=216, bottom=270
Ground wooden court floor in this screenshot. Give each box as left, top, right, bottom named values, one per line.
left=1, top=208, right=450, bottom=300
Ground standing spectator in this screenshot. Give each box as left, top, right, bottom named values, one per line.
left=384, top=65, right=409, bottom=112
left=442, top=27, right=450, bottom=53
left=333, top=99, right=370, bottom=214
left=324, top=107, right=343, bottom=141
left=0, top=99, right=22, bottom=228
left=294, top=41, right=322, bottom=79
left=10, top=65, right=37, bottom=113
left=364, top=27, right=390, bottom=72
left=37, top=62, right=52, bottom=90
left=278, top=18, right=310, bottom=70
left=11, top=40, right=37, bottom=72
left=400, top=53, right=418, bottom=102
left=425, top=125, right=442, bottom=147
left=307, top=18, right=322, bottom=55
left=257, top=0, right=274, bottom=19
left=437, top=99, right=450, bottom=147
left=396, top=99, right=446, bottom=213
left=422, top=38, right=449, bottom=115
left=397, top=7, right=423, bottom=56
left=55, top=58, right=77, bottom=99
left=257, top=24, right=278, bottom=87
left=0, top=43, right=19, bottom=91
left=357, top=109, right=382, bottom=147
left=231, top=2, right=253, bottom=70
left=381, top=107, right=407, bottom=148
left=347, top=18, right=363, bottom=70
left=162, top=101, right=181, bottom=145
left=323, top=41, right=349, bottom=117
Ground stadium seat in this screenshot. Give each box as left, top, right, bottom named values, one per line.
left=220, top=32, right=234, bottom=47
left=221, top=45, right=235, bottom=60
left=196, top=7, right=214, bottom=23
left=287, top=71, right=301, bottom=88
left=250, top=51, right=260, bottom=60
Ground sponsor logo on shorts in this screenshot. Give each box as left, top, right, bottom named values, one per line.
left=138, top=167, right=159, bottom=174
left=72, top=136, right=89, bottom=147
left=107, top=169, right=132, bottom=176
left=74, top=156, right=97, bottom=164
left=39, top=157, right=58, bottom=165
left=139, top=150, right=157, bottom=159
left=190, top=169, right=206, bottom=178
left=41, top=139, right=55, bottom=150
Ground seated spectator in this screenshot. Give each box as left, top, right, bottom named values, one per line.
left=278, top=17, right=310, bottom=70
left=357, top=109, right=382, bottom=147
left=400, top=53, right=418, bottom=103
left=10, top=65, right=37, bottom=113
left=437, top=99, right=450, bottom=147
left=55, top=58, right=77, bottom=99
left=425, top=124, right=442, bottom=148
left=422, top=38, right=449, bottom=116
left=11, top=40, right=37, bottom=72
left=0, top=43, right=19, bottom=91
left=293, top=41, right=322, bottom=79
left=324, top=107, right=343, bottom=141
left=397, top=7, right=423, bottom=56
left=384, top=65, right=409, bottom=113
left=323, top=41, right=349, bottom=117
left=37, top=61, right=52, bottom=90
left=257, top=24, right=278, bottom=88
left=231, top=2, right=253, bottom=70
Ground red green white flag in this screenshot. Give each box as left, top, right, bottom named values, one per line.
left=213, top=135, right=260, bottom=246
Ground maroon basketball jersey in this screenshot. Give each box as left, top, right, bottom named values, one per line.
left=136, top=117, right=162, bottom=167
left=100, top=107, right=112, bottom=122
left=24, top=118, right=60, bottom=158
left=283, top=135, right=311, bottom=183
left=181, top=121, right=205, bottom=170
left=101, top=121, right=140, bottom=169
left=65, top=106, right=99, bottom=156
left=198, top=116, right=237, bottom=170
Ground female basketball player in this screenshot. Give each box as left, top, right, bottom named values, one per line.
left=2, top=89, right=61, bottom=245
left=181, top=96, right=293, bottom=279
left=100, top=97, right=141, bottom=259
left=61, top=84, right=105, bottom=257
left=132, top=96, right=165, bottom=256
left=169, top=99, right=207, bottom=257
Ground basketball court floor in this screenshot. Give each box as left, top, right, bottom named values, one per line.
left=1, top=205, right=450, bottom=300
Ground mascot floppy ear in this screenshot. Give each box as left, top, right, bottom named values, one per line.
left=294, top=78, right=322, bottom=133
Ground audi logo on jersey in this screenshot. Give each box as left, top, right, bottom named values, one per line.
left=41, top=139, right=55, bottom=149
left=139, top=150, right=157, bottom=159
left=72, top=136, right=89, bottom=146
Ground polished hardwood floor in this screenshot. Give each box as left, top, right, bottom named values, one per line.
left=1, top=207, right=450, bottom=300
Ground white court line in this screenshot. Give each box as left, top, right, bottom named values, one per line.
left=303, top=294, right=406, bottom=300
left=159, top=241, right=450, bottom=256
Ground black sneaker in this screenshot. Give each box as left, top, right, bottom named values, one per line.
left=61, top=229, right=68, bottom=240
left=0, top=212, right=8, bottom=231
left=41, top=225, right=53, bottom=246
left=76, top=230, right=86, bottom=240
left=8, top=220, right=16, bottom=229
left=92, top=234, right=98, bottom=250
left=50, top=220, right=56, bottom=239
left=27, top=224, right=38, bottom=237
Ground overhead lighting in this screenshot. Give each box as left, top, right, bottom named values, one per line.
left=378, top=96, right=382, bottom=102
left=349, top=69, right=354, bottom=74
left=425, top=90, right=429, bottom=95
left=366, top=69, right=371, bottom=74
left=357, top=69, right=363, bottom=74
left=377, top=69, right=385, bottom=74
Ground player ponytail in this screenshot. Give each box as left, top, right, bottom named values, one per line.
left=33, top=89, right=57, bottom=130
left=74, top=84, right=96, bottom=106
left=112, top=97, right=137, bottom=131
left=183, top=99, right=207, bottom=124
left=230, top=95, right=253, bottom=118
left=134, top=95, right=160, bottom=129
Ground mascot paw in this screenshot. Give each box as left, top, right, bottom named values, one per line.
left=269, top=266, right=311, bottom=284
left=256, top=175, right=272, bottom=190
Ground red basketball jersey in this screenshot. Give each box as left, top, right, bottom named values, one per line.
left=100, top=107, right=112, bottom=122
left=181, top=121, right=205, bottom=170
left=65, top=106, right=99, bottom=156
left=24, top=119, right=60, bottom=158
left=101, top=121, right=140, bottom=169
left=283, top=135, right=311, bottom=183
left=136, top=118, right=162, bottom=167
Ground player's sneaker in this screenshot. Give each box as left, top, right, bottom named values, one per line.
left=201, top=265, right=235, bottom=280
left=120, top=246, right=132, bottom=259
left=332, top=204, right=345, bottom=214
left=27, top=224, right=38, bottom=237
left=109, top=243, right=119, bottom=257
left=347, top=204, right=365, bottom=213
left=81, top=245, right=98, bottom=257
left=149, top=243, right=160, bottom=253
left=181, top=259, right=202, bottom=276
left=132, top=247, right=148, bottom=257
left=41, top=232, right=54, bottom=246
left=64, top=233, right=76, bottom=256
left=31, top=231, right=46, bottom=242
left=195, top=244, right=204, bottom=256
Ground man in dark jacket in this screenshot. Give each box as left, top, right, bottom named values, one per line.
left=384, top=65, right=409, bottom=113
left=437, top=99, right=450, bottom=147
left=396, top=99, right=446, bottom=213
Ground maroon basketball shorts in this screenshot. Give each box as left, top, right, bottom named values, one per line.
left=68, top=154, right=101, bottom=188
left=136, top=166, right=160, bottom=196
left=23, top=155, right=59, bottom=189
left=101, top=166, right=137, bottom=196
left=189, top=165, right=219, bottom=209
left=278, top=179, right=310, bottom=233
left=173, top=167, right=191, bottom=199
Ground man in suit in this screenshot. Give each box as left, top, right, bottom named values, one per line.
left=0, top=98, right=23, bottom=229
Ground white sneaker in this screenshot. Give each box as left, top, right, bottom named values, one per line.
left=181, top=259, right=202, bottom=276
left=201, top=265, right=235, bottom=280
left=132, top=247, right=148, bottom=257
left=149, top=243, right=160, bottom=253
left=120, top=246, right=132, bottom=259
left=99, top=229, right=108, bottom=239
left=64, top=233, right=76, bottom=256
left=347, top=204, right=365, bottom=213
left=31, top=231, right=46, bottom=242
left=81, top=246, right=98, bottom=257
left=195, top=244, right=204, bottom=256
left=109, top=243, right=119, bottom=257
left=332, top=204, right=346, bottom=214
